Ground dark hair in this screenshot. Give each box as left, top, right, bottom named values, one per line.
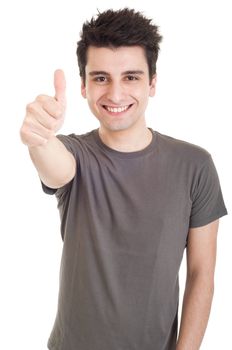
left=76, top=8, right=163, bottom=84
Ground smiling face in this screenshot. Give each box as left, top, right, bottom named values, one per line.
left=81, top=46, right=156, bottom=134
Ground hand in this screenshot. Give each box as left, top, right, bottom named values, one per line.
left=20, top=69, right=66, bottom=147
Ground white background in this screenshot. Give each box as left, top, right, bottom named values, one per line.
left=0, top=0, right=231, bottom=349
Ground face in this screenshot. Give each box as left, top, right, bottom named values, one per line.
left=81, top=46, right=156, bottom=133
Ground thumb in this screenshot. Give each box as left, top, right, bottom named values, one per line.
left=54, top=69, right=66, bottom=106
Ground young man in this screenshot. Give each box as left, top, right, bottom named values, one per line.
left=20, top=8, right=227, bottom=350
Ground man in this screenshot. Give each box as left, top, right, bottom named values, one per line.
left=20, top=8, right=227, bottom=350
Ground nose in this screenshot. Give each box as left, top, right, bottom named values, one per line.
left=105, top=81, right=126, bottom=104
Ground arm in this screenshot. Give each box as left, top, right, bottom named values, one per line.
left=20, top=69, right=76, bottom=189
left=28, top=136, right=76, bottom=189
left=176, top=219, right=219, bottom=350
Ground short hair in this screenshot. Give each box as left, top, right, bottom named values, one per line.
left=76, top=8, right=163, bottom=84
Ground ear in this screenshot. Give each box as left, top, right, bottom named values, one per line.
left=149, top=74, right=157, bottom=97
left=81, top=79, right=87, bottom=99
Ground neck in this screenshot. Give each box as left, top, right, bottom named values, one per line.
left=98, top=124, right=153, bottom=152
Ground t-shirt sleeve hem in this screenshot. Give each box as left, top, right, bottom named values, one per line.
left=189, top=208, right=228, bottom=228
left=41, top=176, right=75, bottom=196
left=41, top=181, right=58, bottom=195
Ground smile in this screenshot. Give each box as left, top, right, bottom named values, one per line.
left=103, top=104, right=133, bottom=113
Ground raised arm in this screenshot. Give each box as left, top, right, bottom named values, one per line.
left=20, top=69, right=76, bottom=189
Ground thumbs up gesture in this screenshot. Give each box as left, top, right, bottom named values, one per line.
left=54, top=69, right=66, bottom=106
left=20, top=69, right=66, bottom=147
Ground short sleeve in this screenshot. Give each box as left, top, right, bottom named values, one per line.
left=56, top=134, right=77, bottom=158
left=189, top=156, right=227, bottom=228
left=41, top=134, right=78, bottom=196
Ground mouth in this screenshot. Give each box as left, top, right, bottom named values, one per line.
left=102, top=104, right=134, bottom=115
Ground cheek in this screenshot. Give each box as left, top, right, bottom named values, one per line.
left=86, top=84, right=104, bottom=104
left=86, top=91, right=97, bottom=104
left=131, top=81, right=149, bottom=95
left=132, top=86, right=150, bottom=102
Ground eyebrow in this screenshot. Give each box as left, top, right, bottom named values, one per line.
left=88, top=70, right=145, bottom=76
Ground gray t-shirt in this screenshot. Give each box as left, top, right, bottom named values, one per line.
left=42, top=128, right=227, bottom=350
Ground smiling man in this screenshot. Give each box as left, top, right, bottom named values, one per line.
left=20, top=8, right=227, bottom=350
left=82, top=46, right=155, bottom=148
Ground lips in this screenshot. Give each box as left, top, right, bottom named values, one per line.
left=103, top=104, right=133, bottom=113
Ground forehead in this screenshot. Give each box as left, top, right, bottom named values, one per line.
left=86, top=46, right=149, bottom=75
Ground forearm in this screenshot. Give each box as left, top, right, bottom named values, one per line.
left=176, top=274, right=214, bottom=350
left=29, top=136, right=76, bottom=189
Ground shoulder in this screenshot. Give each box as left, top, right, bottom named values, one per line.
left=54, top=129, right=97, bottom=163
left=58, top=129, right=95, bottom=143
left=56, top=129, right=96, bottom=150
left=155, top=131, right=212, bottom=166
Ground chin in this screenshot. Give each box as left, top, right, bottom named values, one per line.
left=100, top=120, right=137, bottom=133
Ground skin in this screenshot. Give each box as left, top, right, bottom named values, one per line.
left=20, top=70, right=76, bottom=188
left=81, top=46, right=219, bottom=349
left=176, top=220, right=219, bottom=349
left=20, top=45, right=220, bottom=348
left=81, top=46, right=156, bottom=152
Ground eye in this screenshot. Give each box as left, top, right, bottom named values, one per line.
left=125, top=75, right=139, bottom=81
left=94, top=76, right=108, bottom=83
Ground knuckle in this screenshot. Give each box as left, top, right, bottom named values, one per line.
left=19, top=125, right=26, bottom=138
left=26, top=102, right=36, bottom=113
left=54, top=109, right=63, bottom=119
left=50, top=101, right=63, bottom=118
left=35, top=94, right=48, bottom=103
left=47, top=120, right=56, bottom=131
left=20, top=126, right=30, bottom=143
left=23, top=114, right=34, bottom=127
left=21, top=117, right=30, bottom=129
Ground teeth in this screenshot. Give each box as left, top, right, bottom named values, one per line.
left=104, top=105, right=131, bottom=113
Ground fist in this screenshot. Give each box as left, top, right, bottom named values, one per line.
left=20, top=69, right=66, bottom=147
